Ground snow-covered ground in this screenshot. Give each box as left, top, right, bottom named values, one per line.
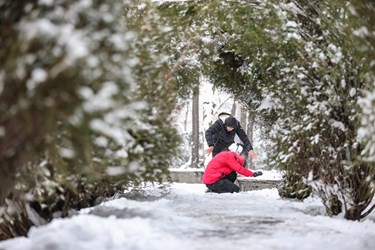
left=0, top=183, right=374, bottom=250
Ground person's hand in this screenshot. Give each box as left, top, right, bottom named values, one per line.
left=248, top=150, right=257, bottom=159
left=205, top=146, right=214, bottom=156
left=253, top=171, right=263, bottom=177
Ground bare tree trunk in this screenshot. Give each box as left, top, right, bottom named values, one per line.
left=240, top=107, right=250, bottom=168
left=247, top=111, right=255, bottom=169
left=202, top=129, right=206, bottom=164
left=202, top=105, right=208, bottom=164
left=240, top=106, right=247, bottom=129
left=191, top=87, right=199, bottom=168
left=231, top=97, right=237, bottom=115
left=247, top=111, right=255, bottom=145
left=184, top=102, right=189, bottom=131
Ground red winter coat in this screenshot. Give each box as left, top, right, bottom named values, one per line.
left=202, top=151, right=254, bottom=184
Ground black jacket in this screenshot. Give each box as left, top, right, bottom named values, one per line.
left=205, top=112, right=253, bottom=153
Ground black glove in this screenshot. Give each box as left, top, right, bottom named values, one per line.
left=253, top=171, right=263, bottom=177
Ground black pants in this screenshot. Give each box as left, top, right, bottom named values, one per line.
left=212, top=148, right=222, bottom=158
left=206, top=171, right=240, bottom=193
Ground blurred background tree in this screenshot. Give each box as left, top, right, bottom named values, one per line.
left=0, top=0, right=181, bottom=239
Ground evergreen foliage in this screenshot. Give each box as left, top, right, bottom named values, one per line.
left=349, top=0, right=375, bottom=164
left=0, top=0, right=181, bottom=239
left=151, top=0, right=374, bottom=220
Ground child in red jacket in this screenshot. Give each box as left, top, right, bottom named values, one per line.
left=203, top=143, right=262, bottom=193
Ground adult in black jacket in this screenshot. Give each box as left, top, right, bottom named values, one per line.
left=205, top=112, right=257, bottom=159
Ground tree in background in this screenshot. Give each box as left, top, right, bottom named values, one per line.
left=347, top=0, right=375, bottom=219
left=350, top=0, right=375, bottom=163
left=0, top=0, right=181, bottom=239
left=191, top=85, right=200, bottom=168
left=127, top=0, right=215, bottom=168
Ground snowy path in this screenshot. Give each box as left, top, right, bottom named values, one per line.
left=1, top=184, right=374, bottom=250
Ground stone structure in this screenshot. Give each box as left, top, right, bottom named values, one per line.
left=168, top=169, right=281, bottom=191
left=237, top=178, right=281, bottom=191
left=167, top=169, right=204, bottom=183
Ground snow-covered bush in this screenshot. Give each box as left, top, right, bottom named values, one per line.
left=351, top=0, right=375, bottom=163
left=261, top=1, right=374, bottom=220
left=0, top=0, right=181, bottom=239
left=359, top=91, right=375, bottom=162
